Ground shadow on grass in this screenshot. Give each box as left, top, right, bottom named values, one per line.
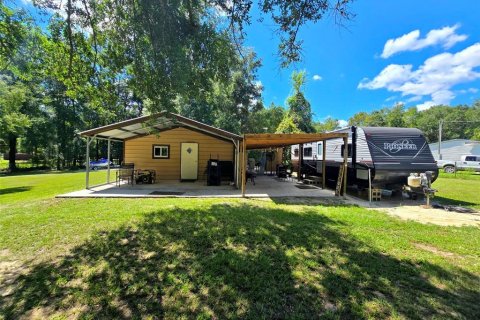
left=434, top=196, right=479, bottom=208
left=270, top=196, right=349, bottom=207
left=0, top=186, right=32, bottom=196
left=1, top=202, right=479, bottom=319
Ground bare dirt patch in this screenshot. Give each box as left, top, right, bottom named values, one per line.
left=412, top=243, right=462, bottom=259
left=0, top=250, right=25, bottom=297
left=376, top=206, right=480, bottom=227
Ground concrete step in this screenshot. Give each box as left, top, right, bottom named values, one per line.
left=303, top=178, right=321, bottom=185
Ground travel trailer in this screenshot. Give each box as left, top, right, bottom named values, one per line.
left=292, top=126, right=439, bottom=191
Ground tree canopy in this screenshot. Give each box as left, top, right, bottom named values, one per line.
left=347, top=102, right=480, bottom=143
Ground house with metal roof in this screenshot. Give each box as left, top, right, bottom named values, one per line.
left=429, top=139, right=480, bottom=161
left=79, top=111, right=349, bottom=197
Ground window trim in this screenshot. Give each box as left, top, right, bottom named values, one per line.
left=152, top=144, right=170, bottom=159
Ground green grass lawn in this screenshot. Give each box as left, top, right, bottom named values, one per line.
left=0, top=159, right=36, bottom=171
left=1, top=171, right=479, bottom=319
left=433, top=171, right=480, bottom=209
left=0, top=170, right=111, bottom=206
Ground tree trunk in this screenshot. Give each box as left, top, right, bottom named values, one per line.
left=8, top=135, right=17, bottom=172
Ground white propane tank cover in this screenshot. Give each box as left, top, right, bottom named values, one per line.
left=408, top=175, right=421, bottom=187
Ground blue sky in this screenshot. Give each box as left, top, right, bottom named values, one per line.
left=244, top=0, right=480, bottom=123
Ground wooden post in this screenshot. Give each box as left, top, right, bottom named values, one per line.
left=241, top=136, right=247, bottom=197
left=368, top=168, right=372, bottom=204
left=343, top=136, right=348, bottom=197
left=322, top=140, right=326, bottom=189
left=234, top=140, right=239, bottom=188
left=107, top=138, right=111, bottom=184
left=86, top=136, right=91, bottom=189
left=298, top=143, right=303, bottom=181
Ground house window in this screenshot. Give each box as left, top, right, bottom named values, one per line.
left=341, top=144, right=352, bottom=158
left=294, top=148, right=299, bottom=157
left=152, top=145, right=169, bottom=159
left=303, top=147, right=312, bottom=157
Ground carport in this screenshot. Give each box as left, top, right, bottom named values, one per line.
left=240, top=132, right=349, bottom=197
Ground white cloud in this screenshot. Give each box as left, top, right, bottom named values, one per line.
left=359, top=42, right=480, bottom=110
left=385, top=95, right=397, bottom=102
left=457, top=87, right=479, bottom=94
left=406, top=95, right=422, bottom=102
left=312, top=74, right=322, bottom=81
left=338, top=119, right=348, bottom=127
left=381, top=24, right=467, bottom=58
left=358, top=64, right=413, bottom=91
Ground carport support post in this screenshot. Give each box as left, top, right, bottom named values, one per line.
left=85, top=136, right=91, bottom=189
left=298, top=143, right=303, bottom=181
left=343, top=136, right=348, bottom=198
left=241, top=137, right=247, bottom=197
left=107, top=138, right=111, bottom=184
left=322, top=140, right=326, bottom=189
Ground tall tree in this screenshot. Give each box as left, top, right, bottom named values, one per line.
left=0, top=77, right=35, bottom=171
left=248, top=103, right=285, bottom=133
left=286, top=70, right=314, bottom=133
left=33, top=0, right=240, bottom=112
left=0, top=4, right=26, bottom=70
left=276, top=113, right=301, bottom=134
left=178, top=51, right=263, bottom=134
left=314, top=117, right=339, bottom=132
left=348, top=112, right=370, bottom=126
left=386, top=103, right=405, bottom=127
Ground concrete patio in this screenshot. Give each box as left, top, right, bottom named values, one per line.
left=57, top=175, right=339, bottom=199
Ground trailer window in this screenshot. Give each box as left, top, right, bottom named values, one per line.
left=341, top=144, right=352, bottom=158
left=293, top=148, right=299, bottom=157
left=317, top=143, right=323, bottom=158
left=303, top=147, right=312, bottom=157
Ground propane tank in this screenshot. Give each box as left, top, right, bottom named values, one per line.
left=408, top=173, right=421, bottom=188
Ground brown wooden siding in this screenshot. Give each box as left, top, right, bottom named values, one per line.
left=124, top=127, right=234, bottom=181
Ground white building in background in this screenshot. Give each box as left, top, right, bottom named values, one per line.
left=429, top=139, right=480, bottom=161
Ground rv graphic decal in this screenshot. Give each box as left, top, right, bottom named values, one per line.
left=383, top=139, right=418, bottom=153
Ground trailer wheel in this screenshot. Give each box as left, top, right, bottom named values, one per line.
left=443, top=165, right=455, bottom=174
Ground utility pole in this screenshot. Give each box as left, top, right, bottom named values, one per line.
left=438, top=120, right=443, bottom=160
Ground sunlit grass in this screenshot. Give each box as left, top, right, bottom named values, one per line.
left=0, top=171, right=479, bottom=318
left=433, top=172, right=480, bottom=209
left=0, top=170, right=112, bottom=205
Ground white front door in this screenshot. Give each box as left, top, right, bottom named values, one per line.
left=181, top=143, right=198, bottom=180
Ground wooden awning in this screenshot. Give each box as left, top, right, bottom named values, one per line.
left=244, top=132, right=348, bottom=150
left=240, top=132, right=350, bottom=197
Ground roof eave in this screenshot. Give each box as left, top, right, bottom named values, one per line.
left=79, top=111, right=243, bottom=141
